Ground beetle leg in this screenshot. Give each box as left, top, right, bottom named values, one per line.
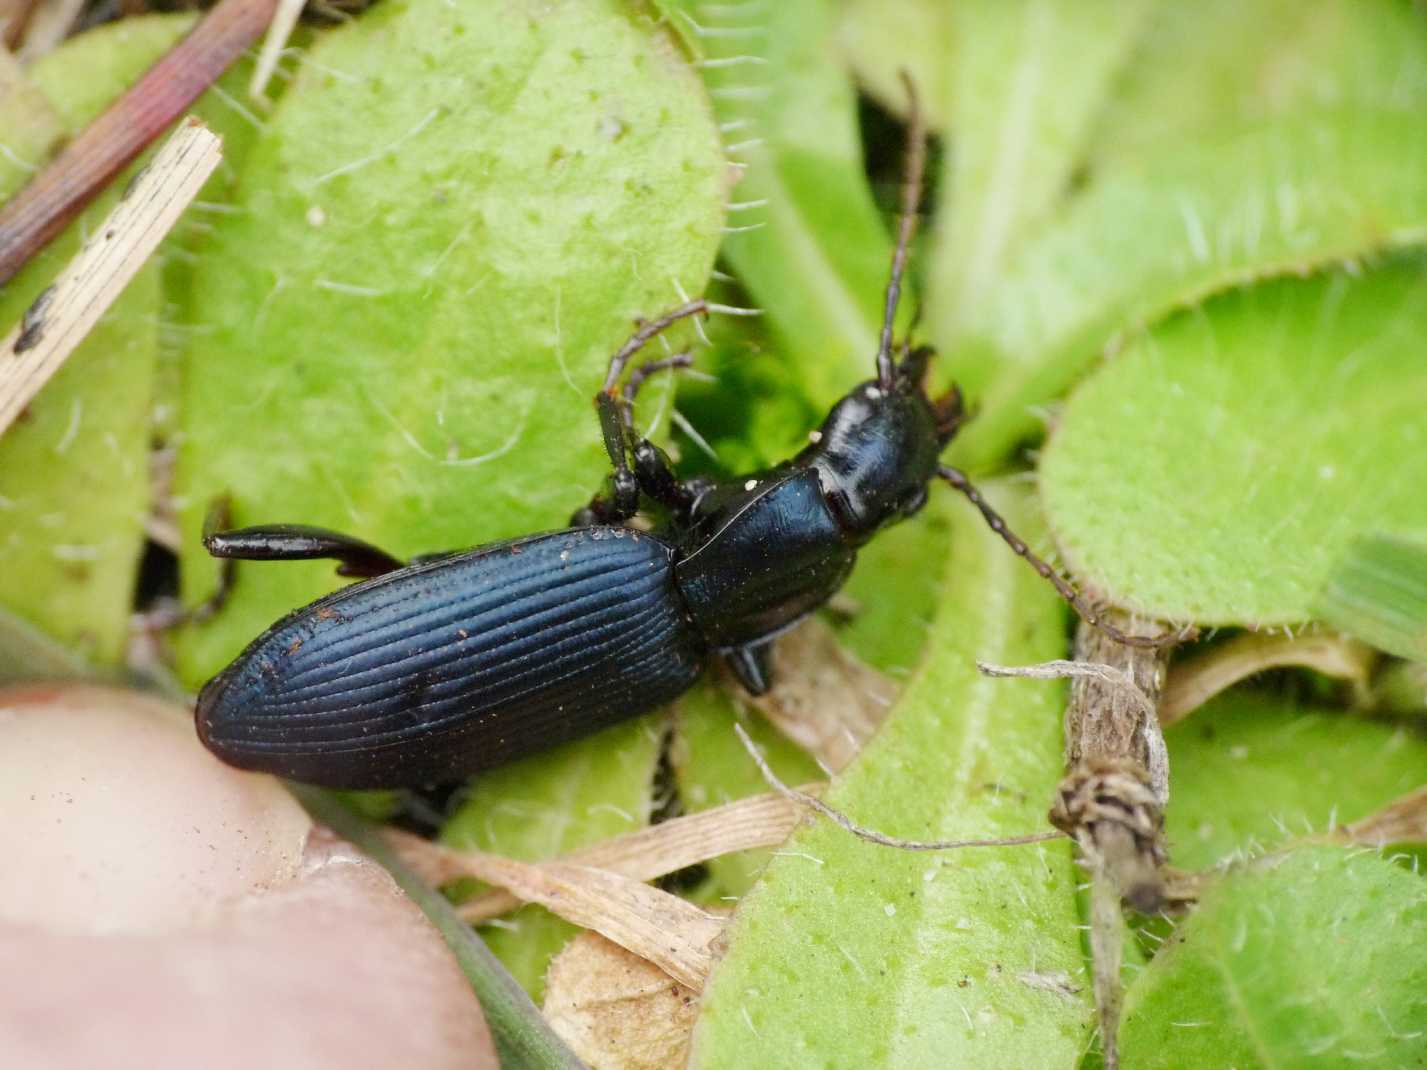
left=622, top=351, right=695, bottom=411
left=573, top=312, right=707, bottom=527
left=573, top=299, right=712, bottom=526
left=618, top=350, right=718, bottom=518
left=601, top=299, right=708, bottom=393
left=724, top=640, right=776, bottom=696
left=630, top=437, right=701, bottom=513
left=183, top=496, right=238, bottom=623
left=204, top=523, right=405, bottom=579
left=570, top=392, right=641, bottom=526
left=141, top=497, right=238, bottom=628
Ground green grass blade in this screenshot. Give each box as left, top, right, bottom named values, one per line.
left=1315, top=535, right=1427, bottom=662
left=295, top=786, right=586, bottom=1070
left=926, top=0, right=1152, bottom=349
left=672, top=0, right=893, bottom=407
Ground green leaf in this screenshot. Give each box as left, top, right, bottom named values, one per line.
left=0, top=21, right=189, bottom=663
left=175, top=0, right=726, bottom=683
left=28, top=15, right=193, bottom=129
left=1039, top=258, right=1427, bottom=626
left=0, top=61, right=65, bottom=196
left=836, top=0, right=953, bottom=127
left=1164, top=692, right=1427, bottom=871
left=441, top=715, right=667, bottom=999
left=832, top=496, right=954, bottom=678
left=672, top=681, right=821, bottom=903
left=691, top=488, right=1090, bottom=1067
left=1315, top=535, right=1427, bottom=662
left=1120, top=846, right=1427, bottom=1069
left=948, top=0, right=1427, bottom=470
left=674, top=0, right=894, bottom=407
left=1089, top=0, right=1427, bottom=169
left=151, top=19, right=292, bottom=446
left=1374, top=661, right=1427, bottom=717
left=925, top=0, right=1152, bottom=348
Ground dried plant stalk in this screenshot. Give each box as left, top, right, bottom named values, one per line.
left=1161, top=630, right=1376, bottom=724
left=0, top=0, right=275, bottom=285
left=14, top=0, right=82, bottom=61
left=1333, top=785, right=1427, bottom=848
left=388, top=789, right=809, bottom=924
left=0, top=0, right=42, bottom=50
left=249, top=0, right=306, bottom=102
left=1051, top=613, right=1174, bottom=1070
left=0, top=118, right=221, bottom=436
left=386, top=831, right=724, bottom=991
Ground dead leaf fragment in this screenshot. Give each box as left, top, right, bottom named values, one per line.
left=741, top=618, right=897, bottom=771
left=543, top=931, right=699, bottom=1070
left=1161, top=631, right=1375, bottom=724
left=390, top=788, right=810, bottom=924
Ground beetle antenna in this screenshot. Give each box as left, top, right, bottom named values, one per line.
left=875, top=71, right=927, bottom=390
left=602, top=299, right=708, bottom=393
left=735, top=724, right=1066, bottom=851
left=936, top=465, right=1197, bottom=649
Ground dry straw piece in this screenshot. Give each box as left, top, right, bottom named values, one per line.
left=1160, top=630, right=1376, bottom=724
left=0, top=117, right=222, bottom=436
left=386, top=829, right=726, bottom=991
left=388, top=789, right=808, bottom=925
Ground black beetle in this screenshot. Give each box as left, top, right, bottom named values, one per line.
left=195, top=87, right=1180, bottom=789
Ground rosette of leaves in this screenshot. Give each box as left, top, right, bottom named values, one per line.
left=4, top=1, right=1427, bottom=1066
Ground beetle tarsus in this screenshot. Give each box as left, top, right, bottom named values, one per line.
left=724, top=641, right=775, bottom=696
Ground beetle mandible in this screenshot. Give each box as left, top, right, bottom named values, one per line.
left=195, top=83, right=1180, bottom=789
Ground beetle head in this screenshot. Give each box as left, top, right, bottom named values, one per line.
left=804, top=357, right=960, bottom=542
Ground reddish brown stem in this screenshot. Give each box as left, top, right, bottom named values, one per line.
left=0, top=0, right=279, bottom=286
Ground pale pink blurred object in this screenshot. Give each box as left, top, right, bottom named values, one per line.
left=0, top=684, right=497, bottom=1069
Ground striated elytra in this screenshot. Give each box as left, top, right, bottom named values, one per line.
left=197, top=528, right=702, bottom=788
